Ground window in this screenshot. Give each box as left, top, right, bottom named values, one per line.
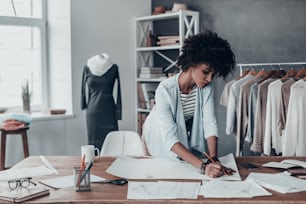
left=0, top=0, right=42, bottom=18
left=0, top=0, right=47, bottom=111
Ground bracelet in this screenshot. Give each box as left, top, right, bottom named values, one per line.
left=200, top=162, right=206, bottom=174
left=205, top=156, right=220, bottom=164
left=212, top=156, right=220, bottom=162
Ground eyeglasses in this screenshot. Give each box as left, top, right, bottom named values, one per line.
left=8, top=177, right=37, bottom=191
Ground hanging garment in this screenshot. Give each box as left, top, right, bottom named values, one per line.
left=81, top=64, right=122, bottom=150
left=226, top=75, right=254, bottom=136
left=263, top=79, right=284, bottom=155
left=277, top=78, right=296, bottom=135
left=283, top=80, right=306, bottom=156
left=245, top=82, right=259, bottom=143
left=236, top=76, right=265, bottom=153
left=220, top=79, right=235, bottom=107
left=250, top=78, right=276, bottom=153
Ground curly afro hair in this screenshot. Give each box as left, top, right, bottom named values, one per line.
left=176, top=31, right=236, bottom=79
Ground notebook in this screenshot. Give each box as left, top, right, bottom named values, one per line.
left=288, top=168, right=306, bottom=178
left=262, top=159, right=306, bottom=169
left=0, top=187, right=49, bottom=203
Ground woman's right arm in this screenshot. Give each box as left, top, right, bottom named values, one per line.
left=171, top=142, right=224, bottom=178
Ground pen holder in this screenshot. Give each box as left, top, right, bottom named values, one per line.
left=73, top=166, right=91, bottom=192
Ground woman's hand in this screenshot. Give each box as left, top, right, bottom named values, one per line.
left=205, top=162, right=235, bottom=178
left=205, top=162, right=224, bottom=178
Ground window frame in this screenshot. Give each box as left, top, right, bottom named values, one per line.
left=0, top=0, right=49, bottom=111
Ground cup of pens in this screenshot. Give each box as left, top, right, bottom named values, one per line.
left=73, top=166, right=91, bottom=192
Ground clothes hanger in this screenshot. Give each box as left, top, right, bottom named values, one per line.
left=267, top=70, right=278, bottom=78
left=236, top=67, right=256, bottom=80
left=257, top=65, right=277, bottom=83
left=280, top=66, right=297, bottom=81
left=236, top=69, right=249, bottom=80
left=247, top=67, right=257, bottom=76
left=274, top=69, right=287, bottom=79
left=254, top=67, right=269, bottom=78
left=295, top=67, right=306, bottom=80
left=267, top=64, right=286, bottom=79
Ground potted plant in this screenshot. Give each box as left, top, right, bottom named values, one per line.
left=22, top=80, right=31, bottom=113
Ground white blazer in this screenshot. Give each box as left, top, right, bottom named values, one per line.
left=143, top=72, right=218, bottom=160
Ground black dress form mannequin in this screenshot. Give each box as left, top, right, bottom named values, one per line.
left=81, top=53, right=122, bottom=150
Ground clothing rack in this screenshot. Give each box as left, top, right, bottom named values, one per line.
left=238, top=62, right=306, bottom=76
left=234, top=62, right=306, bottom=156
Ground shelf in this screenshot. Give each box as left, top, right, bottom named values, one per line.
left=137, top=78, right=165, bottom=82
left=135, top=10, right=198, bottom=21
left=136, top=45, right=181, bottom=51
left=135, top=10, right=199, bottom=134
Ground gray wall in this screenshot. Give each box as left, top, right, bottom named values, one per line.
left=153, top=0, right=306, bottom=156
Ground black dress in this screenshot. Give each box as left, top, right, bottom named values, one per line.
left=81, top=64, right=122, bottom=150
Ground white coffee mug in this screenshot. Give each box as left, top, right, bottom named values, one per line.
left=81, top=145, right=100, bottom=162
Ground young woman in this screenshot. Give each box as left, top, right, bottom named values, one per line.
left=143, top=31, right=236, bottom=178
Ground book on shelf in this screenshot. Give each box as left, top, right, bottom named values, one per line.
left=139, top=73, right=165, bottom=79
left=137, top=113, right=148, bottom=135
left=262, top=159, right=306, bottom=169
left=140, top=67, right=163, bottom=72
left=0, top=187, right=50, bottom=203
left=157, top=35, right=180, bottom=46
left=159, top=43, right=179, bottom=47
left=140, top=69, right=164, bottom=74
left=139, top=67, right=165, bottom=79
left=157, top=35, right=179, bottom=40
left=137, top=83, right=146, bottom=109
left=140, top=83, right=159, bottom=109
left=156, top=39, right=179, bottom=46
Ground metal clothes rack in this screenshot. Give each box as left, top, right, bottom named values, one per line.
left=235, top=61, right=306, bottom=156
left=237, top=62, right=306, bottom=76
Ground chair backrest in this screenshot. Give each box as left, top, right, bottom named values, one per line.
left=100, top=131, right=145, bottom=157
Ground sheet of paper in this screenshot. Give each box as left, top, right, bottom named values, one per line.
left=262, top=161, right=297, bottom=169
left=282, top=159, right=306, bottom=168
left=127, top=182, right=156, bottom=199
left=39, top=174, right=106, bottom=189
left=40, top=156, right=58, bottom=174
left=106, top=153, right=240, bottom=180
left=127, top=181, right=201, bottom=199
left=0, top=166, right=55, bottom=181
left=199, top=179, right=272, bottom=198
left=247, top=172, right=306, bottom=193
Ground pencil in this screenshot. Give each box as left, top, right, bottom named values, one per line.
left=203, top=152, right=235, bottom=175
left=77, top=155, right=86, bottom=187
left=203, top=152, right=216, bottom=163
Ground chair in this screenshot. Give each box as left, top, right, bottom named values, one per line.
left=0, top=126, right=30, bottom=170
left=100, top=131, right=145, bottom=157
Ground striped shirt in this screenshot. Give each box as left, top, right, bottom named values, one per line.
left=180, top=87, right=196, bottom=120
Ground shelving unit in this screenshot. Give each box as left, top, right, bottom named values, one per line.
left=135, top=10, right=199, bottom=134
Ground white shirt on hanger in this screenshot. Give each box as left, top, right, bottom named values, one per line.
left=263, top=79, right=284, bottom=155
left=282, top=80, right=306, bottom=156
left=226, top=75, right=254, bottom=136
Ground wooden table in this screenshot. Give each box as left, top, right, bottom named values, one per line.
left=3, top=155, right=306, bottom=203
